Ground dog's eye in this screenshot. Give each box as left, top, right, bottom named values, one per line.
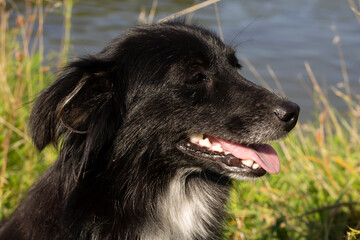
left=186, top=73, right=207, bottom=85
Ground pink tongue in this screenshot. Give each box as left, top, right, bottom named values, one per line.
left=211, top=137, right=280, bottom=174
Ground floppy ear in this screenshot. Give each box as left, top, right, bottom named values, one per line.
left=29, top=54, right=126, bottom=155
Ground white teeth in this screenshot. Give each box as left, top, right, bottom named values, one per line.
left=242, top=159, right=254, bottom=168
left=199, top=138, right=212, bottom=148
left=211, top=144, right=224, bottom=153
left=189, top=134, right=204, bottom=144
left=189, top=134, right=226, bottom=153
left=252, top=163, right=260, bottom=169
left=188, top=134, right=261, bottom=170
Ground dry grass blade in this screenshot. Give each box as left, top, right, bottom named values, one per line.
left=58, top=0, right=73, bottom=69
left=242, top=57, right=272, bottom=90
left=214, top=2, right=223, bottom=42
left=291, top=201, right=360, bottom=220
left=347, top=226, right=360, bottom=240
left=0, top=1, right=14, bottom=105
left=138, top=6, right=147, bottom=24
left=332, top=157, right=357, bottom=174
left=138, top=0, right=158, bottom=24
left=266, top=65, right=286, bottom=97
left=157, top=0, right=221, bottom=23
left=304, top=61, right=346, bottom=144
left=0, top=116, right=31, bottom=142
left=0, top=131, right=10, bottom=210
left=331, top=25, right=350, bottom=98
left=148, top=0, right=158, bottom=24
left=348, top=0, right=360, bottom=21
left=37, top=0, right=44, bottom=88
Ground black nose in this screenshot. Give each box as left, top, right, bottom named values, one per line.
left=274, top=101, right=300, bottom=131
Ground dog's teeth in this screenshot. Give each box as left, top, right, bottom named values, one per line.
left=252, top=163, right=260, bottom=169
left=189, top=134, right=204, bottom=144
left=225, top=151, right=231, bottom=155
left=211, top=144, right=224, bottom=153
left=242, top=159, right=254, bottom=168
left=199, top=138, right=212, bottom=148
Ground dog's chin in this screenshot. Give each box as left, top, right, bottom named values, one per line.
left=176, top=133, right=282, bottom=180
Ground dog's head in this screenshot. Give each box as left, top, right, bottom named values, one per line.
left=30, top=21, right=299, bottom=183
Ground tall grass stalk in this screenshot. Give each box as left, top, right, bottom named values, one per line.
left=348, top=0, right=360, bottom=22
left=58, top=0, right=73, bottom=68
left=157, top=0, right=221, bottom=23
left=228, top=31, right=360, bottom=239
left=37, top=0, right=44, bottom=88
left=0, top=0, right=69, bottom=218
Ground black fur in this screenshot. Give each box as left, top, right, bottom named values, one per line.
left=0, top=22, right=299, bottom=240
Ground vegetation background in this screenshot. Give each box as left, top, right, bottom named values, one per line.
left=0, top=0, right=359, bottom=239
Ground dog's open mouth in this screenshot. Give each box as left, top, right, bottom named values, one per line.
left=176, top=134, right=280, bottom=178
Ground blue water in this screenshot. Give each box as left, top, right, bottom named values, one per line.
left=10, top=0, right=360, bottom=122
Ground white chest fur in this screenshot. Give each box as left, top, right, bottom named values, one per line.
left=141, top=169, right=227, bottom=240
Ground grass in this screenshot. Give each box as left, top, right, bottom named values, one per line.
left=0, top=1, right=360, bottom=239
left=0, top=0, right=66, bottom=218
left=225, top=71, right=360, bottom=239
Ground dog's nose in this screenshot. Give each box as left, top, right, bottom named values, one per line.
left=274, top=101, right=300, bottom=131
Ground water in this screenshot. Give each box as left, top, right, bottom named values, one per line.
left=11, top=0, right=360, bottom=122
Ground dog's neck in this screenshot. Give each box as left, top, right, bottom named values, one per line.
left=141, top=169, right=230, bottom=240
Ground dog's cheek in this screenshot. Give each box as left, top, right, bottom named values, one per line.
left=225, top=116, right=252, bottom=137
left=225, top=114, right=287, bottom=143
left=175, top=85, right=209, bottom=106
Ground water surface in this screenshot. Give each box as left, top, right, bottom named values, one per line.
left=12, top=0, right=360, bottom=121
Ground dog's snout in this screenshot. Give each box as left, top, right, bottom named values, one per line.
left=274, top=101, right=300, bottom=131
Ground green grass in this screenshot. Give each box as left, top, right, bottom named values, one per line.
left=0, top=0, right=65, bottom=218
left=225, top=113, right=360, bottom=239
left=224, top=57, right=360, bottom=239
left=0, top=1, right=359, bottom=239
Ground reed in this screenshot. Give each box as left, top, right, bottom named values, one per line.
left=0, top=0, right=66, bottom=218
left=226, top=31, right=360, bottom=240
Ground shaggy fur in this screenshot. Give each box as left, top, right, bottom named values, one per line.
left=0, top=22, right=299, bottom=240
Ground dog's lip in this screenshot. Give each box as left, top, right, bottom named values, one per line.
left=176, top=133, right=280, bottom=176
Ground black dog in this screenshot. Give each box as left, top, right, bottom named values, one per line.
left=0, top=21, right=299, bottom=240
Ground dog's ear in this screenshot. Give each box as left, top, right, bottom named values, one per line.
left=29, top=54, right=126, bottom=153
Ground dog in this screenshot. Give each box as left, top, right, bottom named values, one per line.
left=0, top=21, right=299, bottom=240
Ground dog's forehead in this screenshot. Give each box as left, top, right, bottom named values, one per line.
left=133, top=22, right=235, bottom=61
left=169, top=24, right=233, bottom=58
